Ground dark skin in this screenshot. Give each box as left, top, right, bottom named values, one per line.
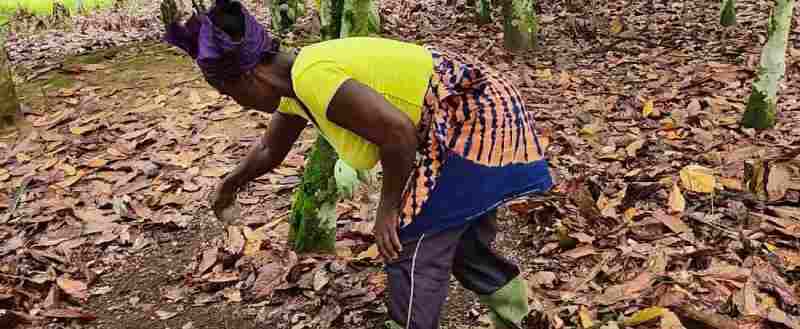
left=212, top=52, right=417, bottom=261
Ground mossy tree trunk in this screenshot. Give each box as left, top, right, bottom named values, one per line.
left=0, top=35, right=19, bottom=131
left=340, top=0, right=381, bottom=38
left=720, top=0, right=736, bottom=26
left=289, top=138, right=339, bottom=252
left=741, top=0, right=794, bottom=129
left=501, top=0, right=537, bottom=51
left=289, top=0, right=380, bottom=253
left=269, top=0, right=305, bottom=33
left=477, top=0, right=491, bottom=24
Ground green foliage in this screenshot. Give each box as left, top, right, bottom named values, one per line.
left=741, top=0, right=794, bottom=129
left=320, top=0, right=345, bottom=40
left=334, top=159, right=360, bottom=199
left=340, top=0, right=380, bottom=38
left=720, top=0, right=736, bottom=27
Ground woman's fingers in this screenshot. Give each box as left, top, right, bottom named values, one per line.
left=383, top=230, right=400, bottom=261
left=389, top=223, right=403, bottom=255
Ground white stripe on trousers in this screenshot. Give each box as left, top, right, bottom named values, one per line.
left=406, top=233, right=426, bottom=329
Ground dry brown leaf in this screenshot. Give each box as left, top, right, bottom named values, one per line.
left=530, top=271, right=557, bottom=288
left=624, top=208, right=638, bottom=222
left=41, top=308, right=96, bottom=320
left=60, top=163, right=77, bottom=176
left=243, top=226, right=267, bottom=256
left=222, top=288, right=242, bottom=303
left=156, top=310, right=178, bottom=320
left=720, top=177, right=743, bottom=191
left=252, top=251, right=298, bottom=299
left=70, top=124, right=99, bottom=136
left=357, top=244, right=380, bottom=260
left=86, top=157, right=108, bottom=168
left=680, top=165, right=716, bottom=193
left=596, top=272, right=652, bottom=305
left=766, top=163, right=792, bottom=201
left=579, top=306, right=594, bottom=329
left=200, top=167, right=227, bottom=178
left=56, top=276, right=88, bottom=301
left=197, top=248, right=219, bottom=275
left=225, top=226, right=245, bottom=255
left=655, top=211, right=689, bottom=233
left=562, top=245, right=595, bottom=259
left=624, top=307, right=667, bottom=326
left=767, top=308, right=800, bottom=329
left=661, top=311, right=686, bottom=329
left=667, top=183, right=686, bottom=214
left=643, top=100, right=658, bottom=118
left=626, top=139, right=645, bottom=157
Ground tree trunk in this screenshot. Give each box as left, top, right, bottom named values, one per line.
left=720, top=0, right=736, bottom=27
left=320, top=0, right=345, bottom=40
left=502, top=0, right=538, bottom=51
left=289, top=0, right=380, bottom=253
left=0, top=36, right=19, bottom=131
left=269, top=0, right=304, bottom=33
left=340, top=0, right=381, bottom=38
left=477, top=0, right=491, bottom=24
left=741, top=0, right=794, bottom=129
left=288, top=138, right=339, bottom=253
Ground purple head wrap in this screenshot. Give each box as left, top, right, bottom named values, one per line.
left=163, top=0, right=280, bottom=85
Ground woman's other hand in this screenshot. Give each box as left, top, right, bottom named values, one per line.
left=374, top=209, right=403, bottom=261
left=212, top=180, right=240, bottom=224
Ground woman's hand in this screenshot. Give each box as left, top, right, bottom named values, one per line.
left=374, top=208, right=403, bottom=262
left=212, top=179, right=239, bottom=224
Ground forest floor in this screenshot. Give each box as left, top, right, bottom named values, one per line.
left=2, top=0, right=800, bottom=329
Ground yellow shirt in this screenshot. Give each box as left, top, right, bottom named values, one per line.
left=278, top=37, right=434, bottom=170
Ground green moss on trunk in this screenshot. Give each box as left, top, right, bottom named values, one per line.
left=0, top=36, right=18, bottom=130
left=477, top=0, right=491, bottom=24
left=502, top=0, right=537, bottom=52
left=741, top=0, right=794, bottom=129
left=289, top=137, right=339, bottom=253
left=340, top=0, right=381, bottom=38
left=720, top=0, right=736, bottom=26
left=320, top=0, right=345, bottom=40
left=269, top=0, right=304, bottom=33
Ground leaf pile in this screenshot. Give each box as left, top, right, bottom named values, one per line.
left=1, top=0, right=800, bottom=328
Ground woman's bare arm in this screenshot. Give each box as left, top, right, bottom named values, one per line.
left=223, top=112, right=308, bottom=190
left=326, top=79, right=419, bottom=261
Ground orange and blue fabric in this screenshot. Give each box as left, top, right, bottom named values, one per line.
left=396, top=47, right=553, bottom=242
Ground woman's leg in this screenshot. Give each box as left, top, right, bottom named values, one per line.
left=384, top=224, right=471, bottom=329
left=451, top=211, right=529, bottom=329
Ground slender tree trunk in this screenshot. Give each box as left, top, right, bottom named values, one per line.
left=477, top=0, right=492, bottom=24
left=319, top=0, right=345, bottom=39
left=741, top=0, right=794, bottom=129
left=720, top=0, right=736, bottom=27
left=268, top=0, right=304, bottom=33
left=289, top=0, right=380, bottom=253
left=0, top=36, right=19, bottom=131
left=502, top=0, right=538, bottom=51
left=340, top=0, right=381, bottom=38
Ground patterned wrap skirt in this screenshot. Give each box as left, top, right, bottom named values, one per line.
left=397, top=47, right=554, bottom=242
